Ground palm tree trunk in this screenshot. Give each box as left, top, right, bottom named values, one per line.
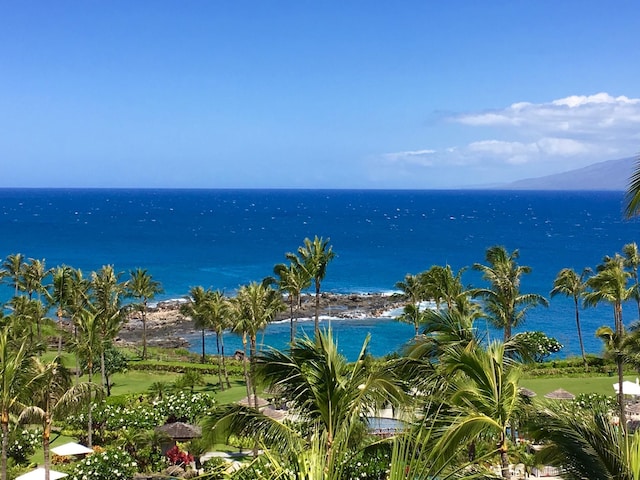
left=500, top=434, right=511, bottom=479
left=250, top=335, right=259, bottom=457
left=220, top=332, right=231, bottom=389
left=73, top=325, right=79, bottom=385
left=242, top=335, right=251, bottom=400
left=44, top=415, right=51, bottom=480
left=215, top=332, right=224, bottom=389
left=615, top=302, right=626, bottom=431
left=289, top=296, right=295, bottom=344
left=1, top=413, right=8, bottom=480
left=314, top=280, right=320, bottom=337
left=100, top=349, right=106, bottom=388
left=142, top=309, right=147, bottom=361
left=87, top=367, right=93, bottom=447
left=618, top=353, right=626, bottom=431
left=201, top=328, right=206, bottom=364
left=574, top=297, right=587, bottom=369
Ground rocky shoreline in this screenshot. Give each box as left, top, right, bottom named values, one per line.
left=117, top=292, right=404, bottom=350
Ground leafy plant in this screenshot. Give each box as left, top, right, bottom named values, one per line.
left=166, top=444, right=194, bottom=467
left=68, top=448, right=137, bottom=480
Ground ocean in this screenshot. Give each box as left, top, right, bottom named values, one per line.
left=0, top=188, right=637, bottom=360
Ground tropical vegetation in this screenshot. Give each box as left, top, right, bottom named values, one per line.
left=3, top=220, right=640, bottom=480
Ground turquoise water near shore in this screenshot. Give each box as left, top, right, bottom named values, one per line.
left=0, top=188, right=638, bottom=359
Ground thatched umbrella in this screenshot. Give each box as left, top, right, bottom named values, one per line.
left=156, top=421, right=202, bottom=441
left=519, top=387, right=537, bottom=398
left=544, top=388, right=575, bottom=400
left=236, top=395, right=270, bottom=408
left=262, top=406, right=287, bottom=421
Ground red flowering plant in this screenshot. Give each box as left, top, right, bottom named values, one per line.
left=166, top=445, right=194, bottom=466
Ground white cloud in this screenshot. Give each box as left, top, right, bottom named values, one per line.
left=455, top=92, right=640, bottom=136
left=382, top=92, right=640, bottom=178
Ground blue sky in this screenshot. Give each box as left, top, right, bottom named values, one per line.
left=1, top=1, right=639, bottom=189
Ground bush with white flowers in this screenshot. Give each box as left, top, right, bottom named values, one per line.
left=68, top=448, right=137, bottom=480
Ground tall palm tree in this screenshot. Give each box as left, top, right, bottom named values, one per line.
left=5, top=296, right=48, bottom=350
left=19, top=357, right=100, bottom=480
left=0, top=329, right=34, bottom=480
left=291, top=236, right=335, bottom=337
left=1, top=253, right=25, bottom=298
left=21, top=258, right=50, bottom=303
left=422, top=264, right=469, bottom=312
left=473, top=246, right=548, bottom=341
left=181, top=286, right=215, bottom=365
left=71, top=309, right=101, bottom=447
left=127, top=268, right=163, bottom=360
left=232, top=281, right=285, bottom=408
left=437, top=341, right=524, bottom=479
left=273, top=261, right=311, bottom=343
left=65, top=268, right=92, bottom=383
left=624, top=242, right=640, bottom=321
left=584, top=253, right=633, bottom=429
left=47, top=265, right=74, bottom=354
left=395, top=273, right=428, bottom=336
left=207, top=290, right=233, bottom=389
left=90, top=265, right=126, bottom=389
left=550, top=267, right=591, bottom=369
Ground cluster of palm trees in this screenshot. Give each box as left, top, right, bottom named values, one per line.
left=195, top=238, right=640, bottom=479
left=178, top=236, right=336, bottom=406
left=0, top=256, right=163, bottom=480
left=4, top=221, right=640, bottom=479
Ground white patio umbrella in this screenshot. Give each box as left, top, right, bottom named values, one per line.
left=16, top=467, right=67, bottom=480
left=51, top=442, right=93, bottom=456
left=613, top=378, right=640, bottom=396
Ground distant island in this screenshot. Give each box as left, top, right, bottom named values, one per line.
left=497, top=156, right=635, bottom=191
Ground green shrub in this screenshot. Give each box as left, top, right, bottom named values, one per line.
left=68, top=448, right=137, bottom=480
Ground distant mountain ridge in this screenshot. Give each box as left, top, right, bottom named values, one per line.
left=500, top=156, right=636, bottom=191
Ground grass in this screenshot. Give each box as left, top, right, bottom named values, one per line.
left=521, top=373, right=633, bottom=397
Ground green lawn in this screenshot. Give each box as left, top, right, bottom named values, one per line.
left=521, top=374, right=633, bottom=397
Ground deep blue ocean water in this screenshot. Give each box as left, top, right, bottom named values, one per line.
left=0, top=188, right=638, bottom=360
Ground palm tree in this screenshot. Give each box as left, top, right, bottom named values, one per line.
left=473, top=246, right=548, bottom=341
left=232, top=281, right=285, bottom=408
left=404, top=308, right=482, bottom=363
left=127, top=268, right=163, bottom=360
left=71, top=309, right=102, bottom=447
left=437, top=341, right=524, bottom=479
left=273, top=261, right=311, bottom=343
left=422, top=264, right=469, bottom=312
left=0, top=329, right=35, bottom=480
left=65, top=268, right=92, bottom=383
left=47, top=265, right=74, bottom=354
left=90, top=265, right=126, bottom=389
left=291, top=236, right=335, bottom=336
left=21, top=258, right=49, bottom=303
left=181, top=286, right=214, bottom=364
left=624, top=242, right=640, bottom=321
left=397, top=303, right=427, bottom=337
left=528, top=398, right=640, bottom=480
left=208, top=290, right=233, bottom=389
left=395, top=273, right=428, bottom=336
left=584, top=253, right=633, bottom=429
left=2, top=253, right=25, bottom=297
left=550, top=267, right=591, bottom=369
left=18, top=357, right=100, bottom=480
left=5, top=296, right=48, bottom=351
left=625, top=155, right=640, bottom=219
left=204, top=329, right=406, bottom=477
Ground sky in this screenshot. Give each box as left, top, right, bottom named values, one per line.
left=1, top=1, right=640, bottom=189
